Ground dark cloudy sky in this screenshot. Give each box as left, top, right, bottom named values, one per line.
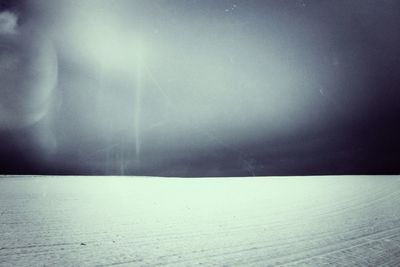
left=0, top=0, right=400, bottom=176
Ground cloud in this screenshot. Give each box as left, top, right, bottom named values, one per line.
left=0, top=11, right=18, bottom=34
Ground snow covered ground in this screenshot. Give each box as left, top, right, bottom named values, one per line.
left=1, top=175, right=400, bottom=266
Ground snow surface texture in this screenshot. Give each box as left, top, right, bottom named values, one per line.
left=0, top=175, right=400, bottom=266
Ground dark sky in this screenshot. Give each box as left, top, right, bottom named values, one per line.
left=1, top=0, right=400, bottom=176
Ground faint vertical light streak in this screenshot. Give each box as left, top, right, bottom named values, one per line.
left=134, top=45, right=144, bottom=162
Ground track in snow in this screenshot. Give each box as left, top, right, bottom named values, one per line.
left=1, top=175, right=400, bottom=266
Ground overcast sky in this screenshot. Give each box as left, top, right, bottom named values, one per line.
left=1, top=0, right=399, bottom=176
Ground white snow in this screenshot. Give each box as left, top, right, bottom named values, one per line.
left=1, top=175, right=400, bottom=266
